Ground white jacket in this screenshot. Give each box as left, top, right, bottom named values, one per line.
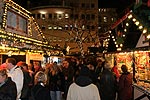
left=8, top=66, right=24, bottom=100
left=67, top=83, right=101, bottom=100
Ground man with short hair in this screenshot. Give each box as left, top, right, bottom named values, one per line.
left=5, top=58, right=24, bottom=100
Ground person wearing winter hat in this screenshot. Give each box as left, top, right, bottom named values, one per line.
left=67, top=66, right=100, bottom=100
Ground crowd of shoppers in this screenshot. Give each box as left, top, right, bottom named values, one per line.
left=0, top=56, right=133, bottom=100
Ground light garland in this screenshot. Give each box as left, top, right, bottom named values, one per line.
left=105, top=11, right=150, bottom=52
left=0, top=0, right=56, bottom=54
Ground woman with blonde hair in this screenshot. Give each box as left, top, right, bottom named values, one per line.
left=30, top=71, right=51, bottom=100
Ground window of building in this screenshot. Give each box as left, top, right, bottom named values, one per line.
left=74, top=14, right=78, bottom=20
left=91, top=25, right=95, bottom=30
left=87, top=25, right=90, bottom=30
left=91, top=14, right=95, bottom=20
left=65, top=24, right=69, bottom=30
left=70, top=3, right=74, bottom=7
left=103, top=9, right=107, bottom=12
left=53, top=26, right=57, bottom=30
left=81, top=3, right=85, bottom=8
left=81, top=14, right=85, bottom=19
left=103, top=16, right=107, bottom=22
left=99, top=8, right=107, bottom=12
left=54, top=13, right=57, bottom=19
left=37, top=14, right=41, bottom=19
left=65, top=14, right=69, bottom=18
left=58, top=27, right=62, bottom=30
left=48, top=25, right=52, bottom=30
left=91, top=3, right=95, bottom=8
left=58, top=14, right=62, bottom=19
left=70, top=14, right=73, bottom=19
left=41, top=25, right=45, bottom=30
left=86, top=14, right=90, bottom=20
left=58, top=39, right=62, bottom=42
left=42, top=14, right=45, bottom=19
left=86, top=3, right=90, bottom=9
left=111, top=17, right=114, bottom=22
left=49, top=14, right=52, bottom=19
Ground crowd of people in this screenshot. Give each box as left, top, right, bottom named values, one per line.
left=0, top=56, right=133, bottom=100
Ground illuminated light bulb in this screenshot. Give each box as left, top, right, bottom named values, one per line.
left=139, top=25, right=143, bottom=29
left=128, top=14, right=133, bottom=19
left=124, top=29, right=127, bottom=32
left=117, top=48, right=122, bottom=51
left=147, top=34, right=150, bottom=39
left=135, top=21, right=139, bottom=25
left=120, top=44, right=123, bottom=47
left=126, top=23, right=129, bottom=26
left=143, top=29, right=147, bottom=34
left=132, top=18, right=136, bottom=22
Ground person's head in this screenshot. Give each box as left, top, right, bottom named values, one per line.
left=5, top=58, right=16, bottom=70
left=104, top=61, right=112, bottom=70
left=79, top=66, right=90, bottom=77
left=0, top=68, right=8, bottom=83
left=34, top=71, right=47, bottom=85
left=121, top=65, right=128, bottom=73
left=62, top=60, right=69, bottom=68
left=17, top=61, right=28, bottom=70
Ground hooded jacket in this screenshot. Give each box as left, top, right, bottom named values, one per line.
left=67, top=66, right=101, bottom=100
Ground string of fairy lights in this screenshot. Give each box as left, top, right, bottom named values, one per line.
left=0, top=0, right=56, bottom=54
left=103, top=10, right=150, bottom=53
left=1, top=0, right=149, bottom=55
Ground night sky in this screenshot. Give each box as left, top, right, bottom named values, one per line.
left=14, top=0, right=135, bottom=9
left=99, top=0, right=134, bottom=7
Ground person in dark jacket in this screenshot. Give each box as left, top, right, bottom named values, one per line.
left=61, top=60, right=74, bottom=99
left=118, top=65, right=133, bottom=100
left=0, top=68, right=17, bottom=100
left=99, top=62, right=118, bottom=100
left=17, top=61, right=32, bottom=100
left=30, top=71, right=51, bottom=100
left=49, top=62, right=64, bottom=100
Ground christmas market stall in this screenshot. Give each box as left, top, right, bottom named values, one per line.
left=103, top=2, right=150, bottom=99
left=0, top=0, right=55, bottom=65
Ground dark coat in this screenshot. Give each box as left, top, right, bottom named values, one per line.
left=31, top=82, right=51, bottom=100
left=62, top=66, right=74, bottom=99
left=0, top=77, right=17, bottom=100
left=99, top=69, right=118, bottom=100
left=49, top=71, right=64, bottom=91
left=20, top=69, right=32, bottom=99
left=118, top=72, right=133, bottom=100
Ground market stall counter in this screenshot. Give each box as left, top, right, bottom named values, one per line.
left=133, top=80, right=150, bottom=100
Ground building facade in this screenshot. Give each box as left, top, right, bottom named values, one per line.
left=28, top=0, right=100, bottom=55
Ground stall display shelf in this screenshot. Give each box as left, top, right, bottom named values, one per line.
left=133, top=82, right=150, bottom=100
left=133, top=83, right=150, bottom=96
